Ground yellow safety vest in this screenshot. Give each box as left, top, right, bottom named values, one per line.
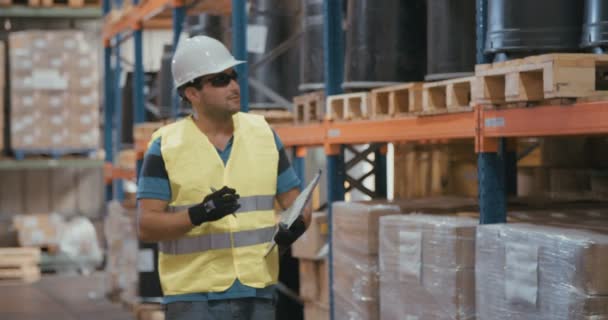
left=151, top=112, right=279, bottom=295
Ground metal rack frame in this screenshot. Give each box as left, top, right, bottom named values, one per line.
left=102, top=0, right=608, bottom=319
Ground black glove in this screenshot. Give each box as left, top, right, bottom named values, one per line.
left=274, top=215, right=307, bottom=249
left=188, top=186, right=240, bottom=226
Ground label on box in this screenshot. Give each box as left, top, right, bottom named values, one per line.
left=63, top=39, right=77, bottom=50
left=12, top=48, right=30, bottom=57
left=49, top=96, right=63, bottom=108
left=23, top=216, right=38, bottom=228
left=30, top=230, right=45, bottom=245
left=50, top=58, right=63, bottom=68
left=50, top=115, right=64, bottom=125
left=23, top=135, right=34, bottom=145
left=80, top=114, right=93, bottom=125
left=33, top=39, right=47, bottom=49
left=79, top=77, right=94, bottom=88
left=23, top=96, right=34, bottom=107
left=32, top=69, right=68, bottom=90
left=138, top=249, right=155, bottom=272
left=79, top=95, right=95, bottom=106
left=398, top=231, right=422, bottom=282
left=505, top=242, right=538, bottom=306
left=79, top=58, right=92, bottom=68
left=247, top=24, right=268, bottom=54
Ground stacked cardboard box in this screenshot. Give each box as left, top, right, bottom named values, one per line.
left=293, top=212, right=329, bottom=320
left=9, top=31, right=99, bottom=151
left=332, top=202, right=401, bottom=320
left=12, top=213, right=66, bottom=248
left=476, top=223, right=608, bottom=320
left=378, top=215, right=477, bottom=320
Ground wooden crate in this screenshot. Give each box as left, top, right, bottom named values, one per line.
left=326, top=92, right=370, bottom=121
left=0, top=247, right=41, bottom=284
left=474, top=53, right=608, bottom=105
left=422, top=77, right=475, bottom=114
left=369, top=83, right=423, bottom=118
left=293, top=91, right=325, bottom=124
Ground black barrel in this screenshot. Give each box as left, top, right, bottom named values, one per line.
left=299, top=0, right=324, bottom=91
left=248, top=0, right=300, bottom=107
left=426, top=0, right=476, bottom=80
left=185, top=14, right=224, bottom=39
left=486, top=0, right=584, bottom=60
left=582, top=0, right=608, bottom=50
left=344, top=0, right=426, bottom=89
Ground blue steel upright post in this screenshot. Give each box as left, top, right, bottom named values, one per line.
left=103, top=0, right=113, bottom=201
left=477, top=0, right=506, bottom=224
left=323, top=0, right=345, bottom=319
left=232, top=0, right=249, bottom=113
left=172, top=1, right=186, bottom=118
left=113, top=34, right=124, bottom=203
left=133, top=18, right=145, bottom=180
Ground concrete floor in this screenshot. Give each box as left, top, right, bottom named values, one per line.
left=0, top=272, right=135, bottom=320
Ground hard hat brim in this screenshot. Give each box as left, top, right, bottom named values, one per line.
left=174, top=58, right=246, bottom=88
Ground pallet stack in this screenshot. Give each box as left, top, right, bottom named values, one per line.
left=292, top=212, right=329, bottom=320
left=0, top=247, right=41, bottom=284
left=9, top=31, right=99, bottom=158
left=473, top=53, right=608, bottom=107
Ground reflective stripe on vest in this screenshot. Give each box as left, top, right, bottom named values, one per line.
left=159, top=226, right=276, bottom=255
left=168, top=195, right=275, bottom=214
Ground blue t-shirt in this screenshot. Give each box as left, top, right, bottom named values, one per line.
left=137, top=130, right=301, bottom=304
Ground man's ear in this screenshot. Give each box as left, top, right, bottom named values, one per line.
left=184, top=86, right=200, bottom=103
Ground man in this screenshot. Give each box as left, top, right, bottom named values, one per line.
left=137, top=35, right=309, bottom=320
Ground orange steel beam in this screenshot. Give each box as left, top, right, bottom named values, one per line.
left=326, top=112, right=476, bottom=145
left=481, top=101, right=608, bottom=138
left=273, top=123, right=326, bottom=147
left=102, top=0, right=172, bottom=41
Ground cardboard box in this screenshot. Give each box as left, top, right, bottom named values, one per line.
left=476, top=224, right=608, bottom=320
left=299, top=258, right=329, bottom=304
left=13, top=213, right=65, bottom=247
left=332, top=202, right=400, bottom=256
left=304, top=302, right=329, bottom=320
left=379, top=215, right=477, bottom=320
left=299, top=260, right=319, bottom=302
left=293, top=211, right=327, bottom=260
left=334, top=251, right=379, bottom=320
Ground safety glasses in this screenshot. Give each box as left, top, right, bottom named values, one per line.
left=206, top=71, right=238, bottom=88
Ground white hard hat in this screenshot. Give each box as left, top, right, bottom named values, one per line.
left=172, top=35, right=245, bottom=88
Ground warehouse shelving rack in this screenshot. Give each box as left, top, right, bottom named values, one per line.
left=103, top=0, right=608, bottom=319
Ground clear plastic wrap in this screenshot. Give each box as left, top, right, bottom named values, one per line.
left=332, top=202, right=401, bottom=320
left=104, top=201, right=138, bottom=305
left=378, top=214, right=478, bottom=320
left=476, top=223, right=608, bottom=320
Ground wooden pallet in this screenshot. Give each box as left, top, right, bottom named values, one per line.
left=0, top=248, right=41, bottom=284
left=326, top=92, right=370, bottom=121
left=473, top=53, right=608, bottom=105
left=293, top=91, right=324, bottom=124
left=369, top=82, right=423, bottom=118
left=422, top=76, right=475, bottom=114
